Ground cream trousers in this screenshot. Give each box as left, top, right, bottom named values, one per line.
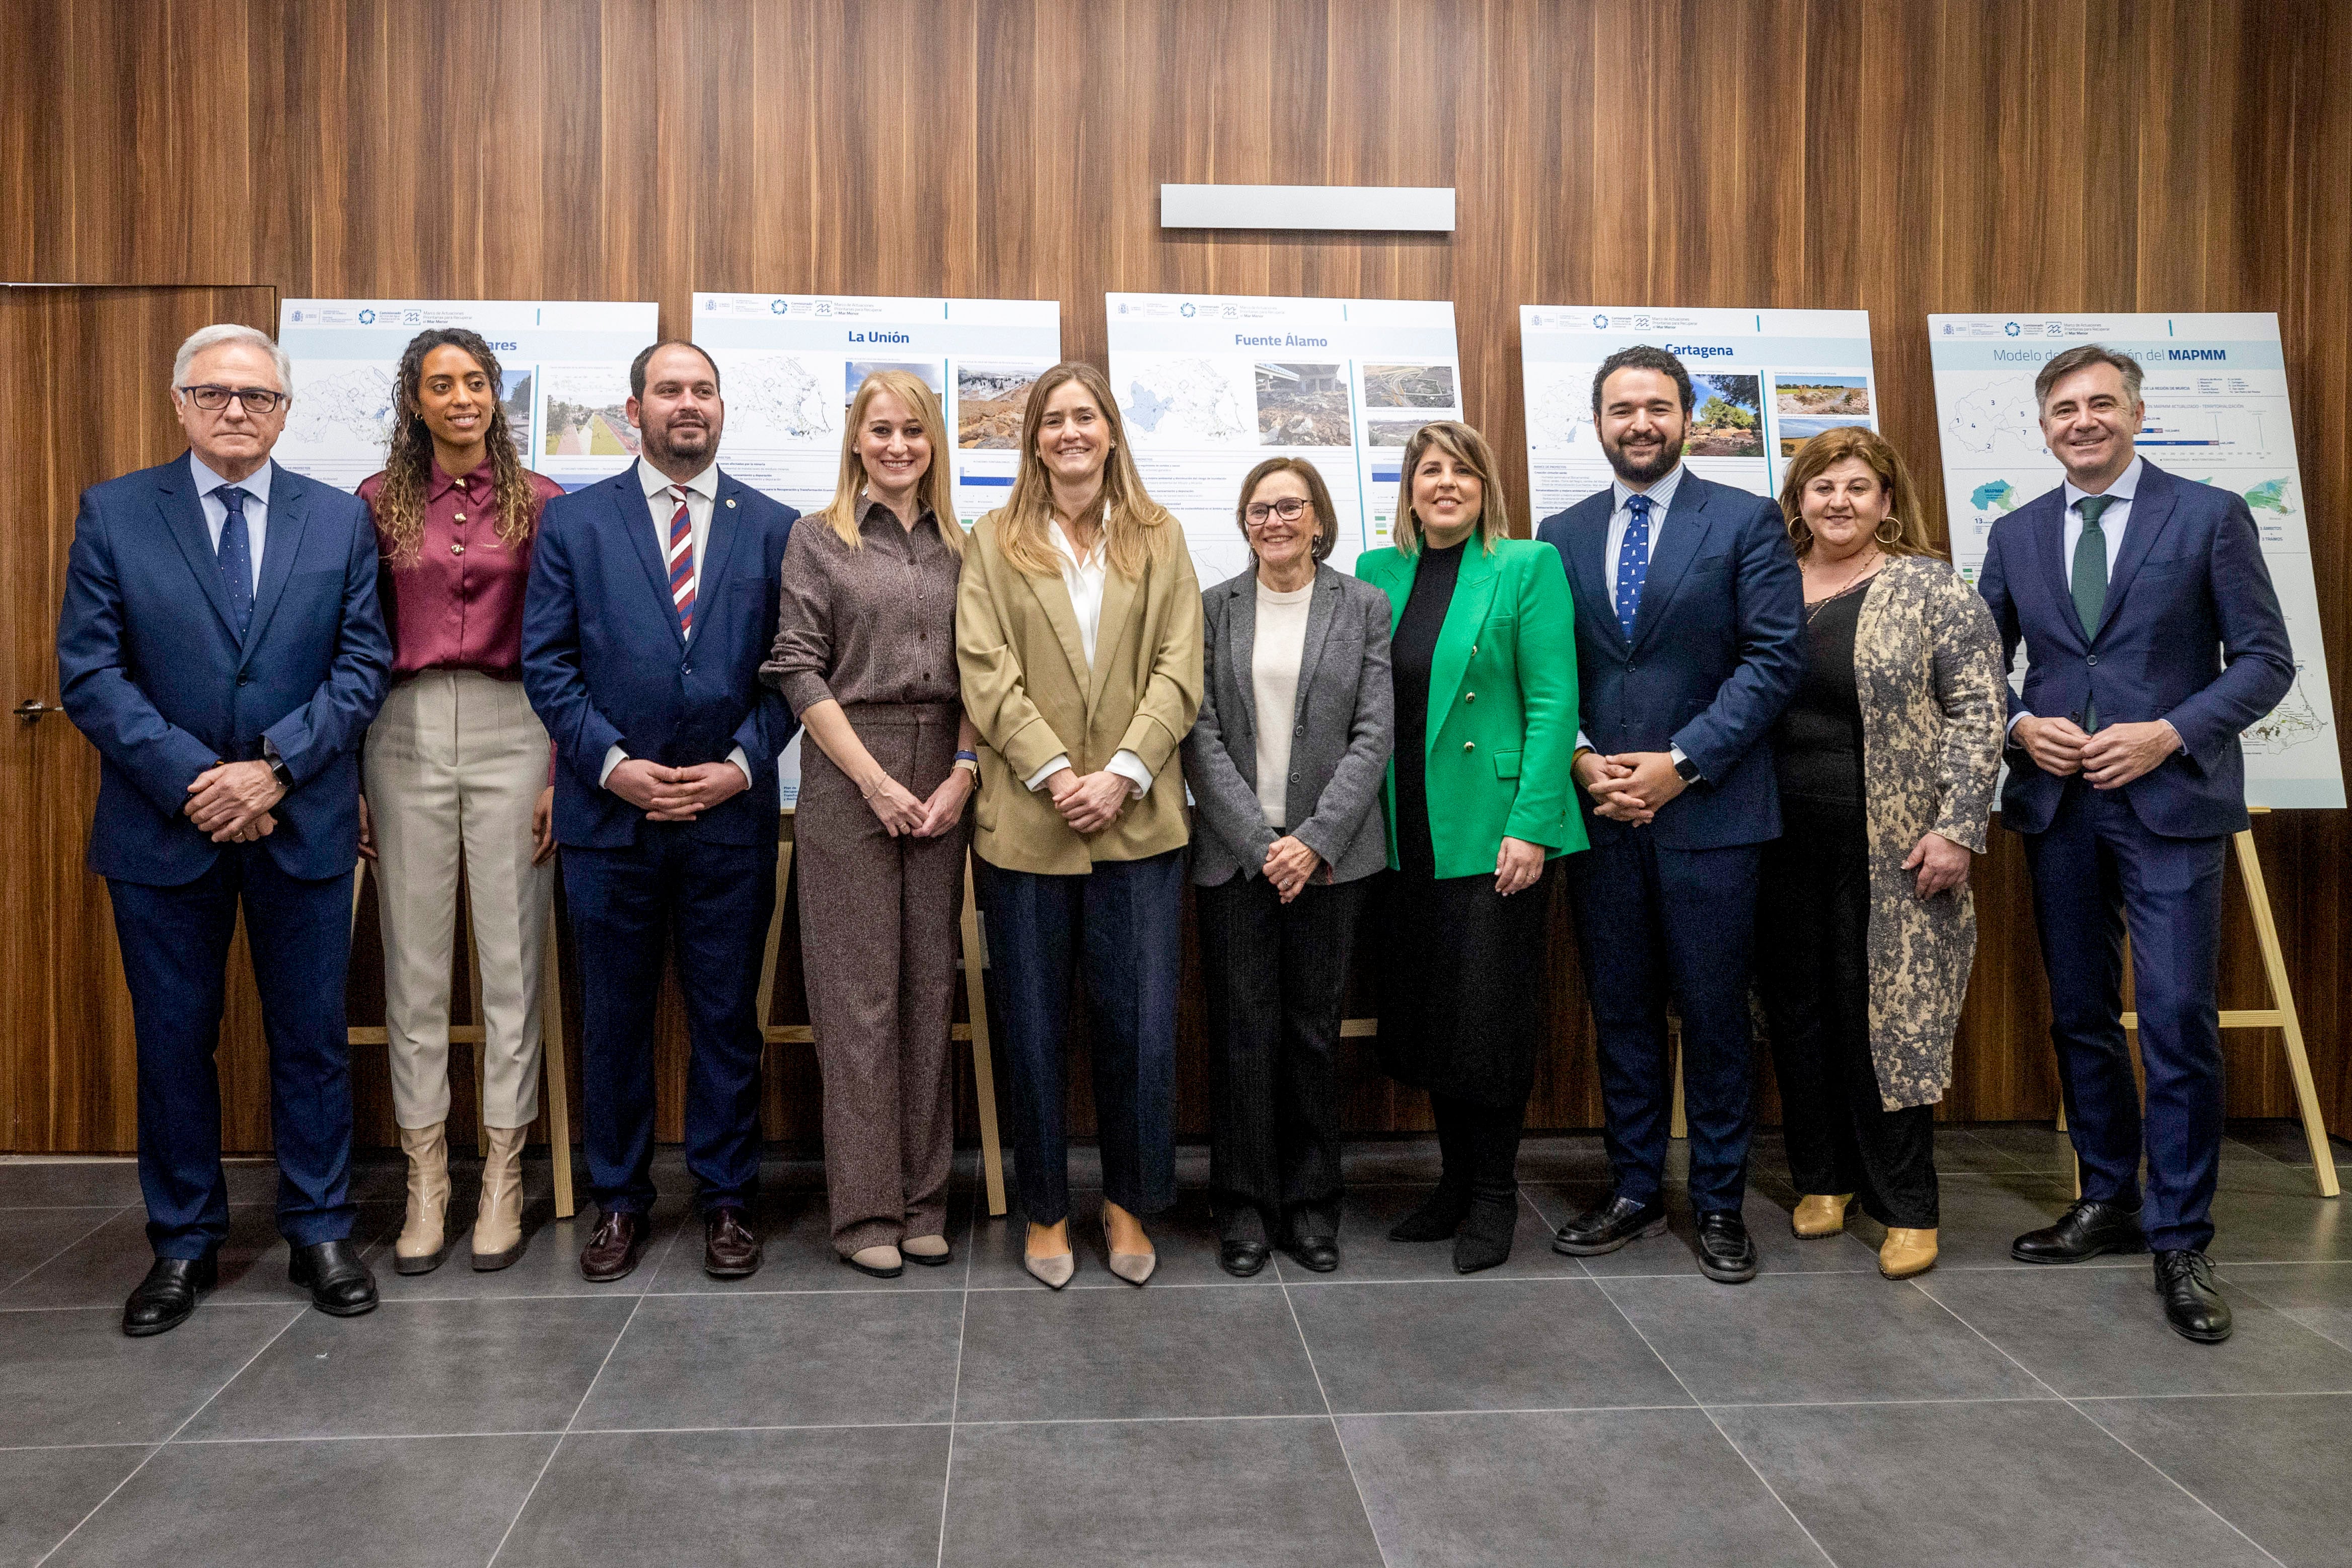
left=363, top=670, right=554, bottom=1130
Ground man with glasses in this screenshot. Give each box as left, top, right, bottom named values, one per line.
left=58, top=324, right=392, bottom=1335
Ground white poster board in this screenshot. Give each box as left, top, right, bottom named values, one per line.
left=274, top=299, right=658, bottom=493
left=1927, top=313, right=2341, bottom=809
left=1518, top=306, right=1882, bottom=521
left=1105, top=293, right=1463, bottom=586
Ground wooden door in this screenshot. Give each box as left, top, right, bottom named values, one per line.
left=0, top=284, right=278, bottom=1152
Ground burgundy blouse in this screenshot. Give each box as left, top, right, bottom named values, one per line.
left=359, top=461, right=566, bottom=680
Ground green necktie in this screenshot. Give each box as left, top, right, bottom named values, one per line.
left=2073, top=494, right=2114, bottom=729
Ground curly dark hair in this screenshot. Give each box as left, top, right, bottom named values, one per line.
left=374, top=328, right=543, bottom=566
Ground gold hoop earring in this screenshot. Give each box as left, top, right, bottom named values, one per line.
left=1786, top=516, right=1809, bottom=546
left=1876, top=518, right=1902, bottom=545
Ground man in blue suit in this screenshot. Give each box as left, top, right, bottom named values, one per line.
left=58, top=325, right=393, bottom=1335
left=1536, top=345, right=1805, bottom=1284
left=1979, top=344, right=2293, bottom=1343
left=523, top=340, right=799, bottom=1284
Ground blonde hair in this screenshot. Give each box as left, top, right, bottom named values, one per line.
left=1391, top=420, right=1508, bottom=556
left=1777, top=425, right=1940, bottom=560
left=822, top=369, right=963, bottom=555
left=990, top=361, right=1173, bottom=579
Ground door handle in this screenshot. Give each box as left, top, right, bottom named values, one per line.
left=14, top=699, right=57, bottom=722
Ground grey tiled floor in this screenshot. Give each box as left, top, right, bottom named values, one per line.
left=4, top=1123, right=2350, bottom=1567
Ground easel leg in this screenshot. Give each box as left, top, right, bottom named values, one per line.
left=1668, top=1017, right=1687, bottom=1142
left=756, top=833, right=793, bottom=1054
left=540, top=881, right=574, bottom=1220
left=2233, top=829, right=2341, bottom=1198
left=962, top=852, right=1007, bottom=1218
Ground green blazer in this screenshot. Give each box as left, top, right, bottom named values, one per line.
left=1355, top=537, right=1587, bottom=879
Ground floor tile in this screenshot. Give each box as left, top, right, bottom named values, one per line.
left=496, top=1426, right=949, bottom=1567
left=0, top=1208, right=121, bottom=1294
left=180, top=1295, right=635, bottom=1440
left=1600, top=1273, right=2050, bottom=1405
left=2224, top=1118, right=2350, bottom=1167
left=1963, top=1124, right=2079, bottom=1172
left=1929, top=1128, right=2049, bottom=1174
left=1280, top=1185, right=1586, bottom=1284
left=1530, top=1182, right=1884, bottom=1279
left=1921, top=1266, right=2352, bottom=1397
left=965, top=1187, right=1242, bottom=1291
left=374, top=1192, right=692, bottom=1303
left=953, top=1283, right=1325, bottom=1422
left=1340, top=1407, right=1824, bottom=1567
left=1715, top=1397, right=2274, bottom=1568
left=1287, top=1278, right=1687, bottom=1414
left=44, top=1433, right=553, bottom=1568
left=0, top=1442, right=153, bottom=1564
left=0, top=1202, right=403, bottom=1310
left=0, top=1303, right=298, bottom=1446
left=2207, top=1185, right=2352, bottom=1262
left=2227, top=1260, right=2352, bottom=1351
left=0, top=1160, right=144, bottom=1209
left=2080, top=1393, right=2352, bottom=1567
left=942, top=1417, right=1382, bottom=1567
left=644, top=1186, right=974, bottom=1295
left=575, top=1290, right=963, bottom=1430
left=1843, top=1170, right=2085, bottom=1271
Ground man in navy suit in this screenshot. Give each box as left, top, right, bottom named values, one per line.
left=58, top=325, right=393, bottom=1335
left=1979, top=344, right=2292, bottom=1343
left=1536, top=345, right=1804, bottom=1284
left=523, top=340, right=799, bottom=1284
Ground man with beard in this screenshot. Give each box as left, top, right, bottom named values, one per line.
left=523, top=340, right=800, bottom=1282
left=1534, top=345, right=1804, bottom=1283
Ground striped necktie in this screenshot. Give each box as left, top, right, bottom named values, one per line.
left=666, top=485, right=696, bottom=634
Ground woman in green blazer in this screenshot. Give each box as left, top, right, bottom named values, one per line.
left=1354, top=420, right=1583, bottom=1273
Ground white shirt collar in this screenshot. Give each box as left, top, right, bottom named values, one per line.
left=638, top=457, right=719, bottom=502
left=1050, top=516, right=1107, bottom=570
left=1611, top=462, right=1685, bottom=513
left=191, top=452, right=273, bottom=505
left=2063, top=454, right=2143, bottom=509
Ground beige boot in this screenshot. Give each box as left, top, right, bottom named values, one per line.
left=1879, top=1227, right=1939, bottom=1279
left=1791, top=1193, right=1855, bottom=1238
left=394, top=1123, right=451, bottom=1275
left=471, top=1125, right=528, bottom=1271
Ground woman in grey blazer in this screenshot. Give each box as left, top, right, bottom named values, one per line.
left=1182, top=458, right=1394, bottom=1278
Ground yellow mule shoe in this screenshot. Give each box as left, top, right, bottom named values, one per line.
left=1879, top=1227, right=1939, bottom=1279
left=1791, top=1193, right=1854, bottom=1239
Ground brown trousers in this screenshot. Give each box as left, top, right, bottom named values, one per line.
left=796, top=702, right=968, bottom=1254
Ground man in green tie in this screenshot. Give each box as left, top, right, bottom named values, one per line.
left=1977, top=344, right=2295, bottom=1344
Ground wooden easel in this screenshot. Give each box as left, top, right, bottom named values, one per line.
left=755, top=808, right=1010, bottom=1216
left=2062, top=810, right=2339, bottom=1200
left=348, top=861, right=577, bottom=1218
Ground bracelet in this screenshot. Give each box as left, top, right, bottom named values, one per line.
left=953, top=749, right=979, bottom=776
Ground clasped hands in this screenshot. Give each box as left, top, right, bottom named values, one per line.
left=184, top=759, right=283, bottom=843
left=1043, top=767, right=1132, bottom=836
left=859, top=766, right=975, bottom=839
left=2013, top=715, right=2181, bottom=791
left=608, top=758, right=751, bottom=822
left=1574, top=749, right=1685, bottom=826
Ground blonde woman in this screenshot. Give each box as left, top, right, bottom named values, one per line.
left=763, top=370, right=977, bottom=1279
left=957, top=361, right=1202, bottom=1289
left=358, top=328, right=562, bottom=1275
left=1759, top=425, right=2003, bottom=1280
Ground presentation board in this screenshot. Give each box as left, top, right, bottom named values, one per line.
left=1928, top=313, right=2342, bottom=809
left=691, top=292, right=1061, bottom=528
left=274, top=299, right=658, bottom=493
left=1518, top=306, right=1882, bottom=522
left=1105, top=293, right=1464, bottom=586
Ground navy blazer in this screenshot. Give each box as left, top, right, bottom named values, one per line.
left=57, top=454, right=393, bottom=886
left=522, top=466, right=800, bottom=849
left=1536, top=470, right=1805, bottom=851
left=1976, top=460, right=2293, bottom=839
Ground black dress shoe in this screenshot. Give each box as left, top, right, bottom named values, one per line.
left=1695, top=1210, right=1759, bottom=1283
left=122, top=1254, right=216, bottom=1337
left=2012, top=1198, right=2145, bottom=1264
left=579, top=1209, right=649, bottom=1282
left=1553, top=1192, right=1668, bottom=1256
left=1219, top=1239, right=1271, bottom=1278
left=2155, top=1250, right=2233, bottom=1343
left=703, top=1207, right=762, bottom=1279
left=1454, top=1190, right=1518, bottom=1275
left=288, top=1239, right=379, bottom=1317
left=1283, top=1235, right=1340, bottom=1274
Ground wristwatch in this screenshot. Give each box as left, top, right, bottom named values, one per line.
left=1670, top=746, right=1702, bottom=785
left=953, top=749, right=980, bottom=776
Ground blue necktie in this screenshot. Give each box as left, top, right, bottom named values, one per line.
left=216, top=486, right=255, bottom=637
left=1615, top=492, right=1653, bottom=641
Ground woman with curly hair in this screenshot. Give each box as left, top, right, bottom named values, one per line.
left=358, top=328, right=564, bottom=1275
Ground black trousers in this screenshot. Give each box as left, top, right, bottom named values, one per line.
left=1197, top=872, right=1368, bottom=1243
left=1432, top=1093, right=1525, bottom=1196
left=1757, top=798, right=1938, bottom=1227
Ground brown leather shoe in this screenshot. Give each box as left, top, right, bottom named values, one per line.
left=703, top=1207, right=762, bottom=1279
left=579, top=1209, right=649, bottom=1283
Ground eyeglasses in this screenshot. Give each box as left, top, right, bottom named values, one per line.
left=178, top=384, right=287, bottom=414
left=1244, top=498, right=1311, bottom=527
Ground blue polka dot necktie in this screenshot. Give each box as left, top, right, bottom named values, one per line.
left=216, top=486, right=255, bottom=637
left=1615, top=492, right=1652, bottom=642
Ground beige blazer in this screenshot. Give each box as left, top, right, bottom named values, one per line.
left=957, top=509, right=1203, bottom=874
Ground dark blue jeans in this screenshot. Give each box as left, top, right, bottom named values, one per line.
left=976, top=848, right=1185, bottom=1225
left=109, top=850, right=357, bottom=1258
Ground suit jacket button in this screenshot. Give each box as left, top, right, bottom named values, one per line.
left=237, top=672, right=251, bottom=686
left=681, top=663, right=692, bottom=675
left=1289, top=772, right=1300, bottom=783
left=1464, top=691, right=1476, bottom=703
left=1469, top=645, right=1478, bottom=655
left=2086, top=654, right=2099, bottom=665
left=1462, top=740, right=1475, bottom=752
left=1294, top=724, right=1305, bottom=736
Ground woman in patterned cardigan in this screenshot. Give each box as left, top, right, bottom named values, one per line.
left=1758, top=425, right=2005, bottom=1281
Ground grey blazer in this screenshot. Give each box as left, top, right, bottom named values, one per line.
left=1181, top=562, right=1393, bottom=887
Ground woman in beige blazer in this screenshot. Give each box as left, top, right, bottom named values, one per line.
left=958, top=361, right=1202, bottom=1289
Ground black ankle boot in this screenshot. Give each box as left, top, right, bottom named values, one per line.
left=1453, top=1186, right=1519, bottom=1274
left=1389, top=1182, right=1472, bottom=1242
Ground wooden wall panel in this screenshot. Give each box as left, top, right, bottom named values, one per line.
left=5, top=0, right=2349, bottom=1147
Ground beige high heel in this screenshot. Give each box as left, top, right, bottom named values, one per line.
left=1024, top=1221, right=1075, bottom=1290
left=471, top=1125, right=528, bottom=1271
left=1101, top=1202, right=1156, bottom=1287
left=394, top=1122, right=451, bottom=1275
left=1791, top=1193, right=1855, bottom=1239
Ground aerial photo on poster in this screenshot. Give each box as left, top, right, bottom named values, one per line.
left=1255, top=362, right=1353, bottom=446
left=958, top=361, right=1050, bottom=448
